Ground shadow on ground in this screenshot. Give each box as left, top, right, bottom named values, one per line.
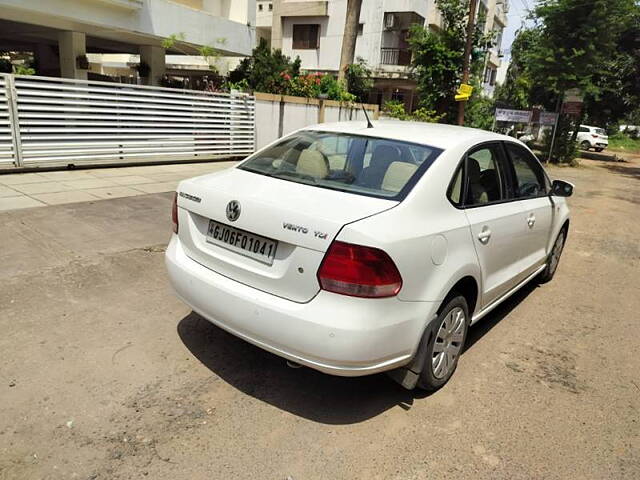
left=601, top=163, right=640, bottom=181
left=177, top=282, right=538, bottom=425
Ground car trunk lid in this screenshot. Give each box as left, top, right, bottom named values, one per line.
left=176, top=167, right=396, bottom=302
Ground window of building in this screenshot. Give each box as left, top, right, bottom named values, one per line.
left=489, top=69, right=497, bottom=86
left=477, top=4, right=487, bottom=33
left=258, top=3, right=263, bottom=11
left=268, top=3, right=272, bottom=11
left=493, top=25, right=503, bottom=51
left=357, top=23, right=364, bottom=36
left=292, top=24, right=320, bottom=49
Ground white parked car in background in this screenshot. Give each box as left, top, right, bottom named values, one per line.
left=166, top=122, right=573, bottom=391
left=577, top=125, right=608, bottom=152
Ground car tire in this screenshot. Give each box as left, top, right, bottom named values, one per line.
left=580, top=141, right=591, bottom=151
left=417, top=295, right=469, bottom=391
left=537, top=229, right=566, bottom=284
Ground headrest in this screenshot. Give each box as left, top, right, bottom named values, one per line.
left=296, top=150, right=329, bottom=178
left=382, top=162, right=418, bottom=193
left=370, top=144, right=402, bottom=170
left=467, top=158, right=481, bottom=181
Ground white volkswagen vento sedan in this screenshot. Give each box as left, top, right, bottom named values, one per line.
left=166, top=121, right=573, bottom=391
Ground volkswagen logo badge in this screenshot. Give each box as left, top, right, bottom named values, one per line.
left=226, top=200, right=241, bottom=222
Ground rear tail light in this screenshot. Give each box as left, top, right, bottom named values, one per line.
left=592, top=134, right=598, bottom=138
left=317, top=241, right=402, bottom=298
left=171, top=192, right=178, bottom=234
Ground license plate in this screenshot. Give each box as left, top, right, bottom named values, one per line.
left=206, top=220, right=278, bottom=265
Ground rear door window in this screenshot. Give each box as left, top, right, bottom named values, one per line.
left=504, top=143, right=548, bottom=198
left=463, top=145, right=508, bottom=207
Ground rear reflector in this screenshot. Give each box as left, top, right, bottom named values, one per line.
left=171, top=192, right=178, bottom=234
left=317, top=241, right=402, bottom=298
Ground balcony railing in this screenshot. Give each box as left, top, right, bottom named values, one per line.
left=380, top=48, right=412, bottom=66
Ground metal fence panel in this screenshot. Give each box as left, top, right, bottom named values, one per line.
left=11, top=75, right=255, bottom=167
left=0, top=74, right=17, bottom=166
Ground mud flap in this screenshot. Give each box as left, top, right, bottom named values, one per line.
left=386, top=314, right=438, bottom=390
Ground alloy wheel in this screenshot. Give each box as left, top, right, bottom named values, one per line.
left=432, top=307, right=466, bottom=379
left=548, top=232, right=565, bottom=275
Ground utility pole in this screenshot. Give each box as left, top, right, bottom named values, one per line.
left=338, top=0, right=363, bottom=86
left=457, top=0, right=479, bottom=126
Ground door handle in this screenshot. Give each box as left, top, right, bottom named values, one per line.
left=527, top=214, right=536, bottom=228
left=478, top=227, right=492, bottom=244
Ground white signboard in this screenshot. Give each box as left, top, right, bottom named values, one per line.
left=564, top=88, right=583, bottom=103
left=495, top=108, right=532, bottom=123
left=539, top=112, right=558, bottom=125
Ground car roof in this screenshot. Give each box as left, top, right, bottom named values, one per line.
left=299, top=120, right=517, bottom=150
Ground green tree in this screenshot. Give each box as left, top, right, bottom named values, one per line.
left=497, top=0, right=638, bottom=162
left=583, top=6, right=640, bottom=130
left=494, top=29, right=543, bottom=109
left=227, top=38, right=301, bottom=94
left=465, top=82, right=495, bottom=130
left=407, top=0, right=492, bottom=121
left=345, top=57, right=373, bottom=103
left=531, top=0, right=637, bottom=162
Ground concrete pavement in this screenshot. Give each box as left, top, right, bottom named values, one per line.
left=0, top=161, right=236, bottom=212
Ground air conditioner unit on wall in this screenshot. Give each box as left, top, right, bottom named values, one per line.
left=384, top=13, right=396, bottom=30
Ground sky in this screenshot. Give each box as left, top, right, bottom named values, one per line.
left=496, top=0, right=537, bottom=83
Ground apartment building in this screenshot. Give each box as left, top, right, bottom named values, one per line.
left=264, top=0, right=508, bottom=109
left=0, top=0, right=256, bottom=85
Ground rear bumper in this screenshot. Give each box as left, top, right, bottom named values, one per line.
left=165, top=235, right=435, bottom=376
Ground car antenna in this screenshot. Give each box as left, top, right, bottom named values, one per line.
left=361, top=104, right=374, bottom=128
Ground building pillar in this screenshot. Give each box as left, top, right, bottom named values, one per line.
left=139, top=45, right=166, bottom=86
left=58, top=31, right=87, bottom=80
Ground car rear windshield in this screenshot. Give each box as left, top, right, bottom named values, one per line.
left=238, top=131, right=442, bottom=200
left=595, top=128, right=606, bottom=136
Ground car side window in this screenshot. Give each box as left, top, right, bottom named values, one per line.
left=464, top=145, right=507, bottom=207
left=504, top=143, right=547, bottom=198
left=447, top=165, right=463, bottom=205
left=579, top=126, right=589, bottom=133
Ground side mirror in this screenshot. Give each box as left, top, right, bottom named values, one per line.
left=550, top=179, right=574, bottom=197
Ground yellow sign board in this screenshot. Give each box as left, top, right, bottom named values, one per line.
left=455, top=83, right=473, bottom=102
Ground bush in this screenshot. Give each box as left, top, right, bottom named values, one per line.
left=346, top=58, right=373, bottom=103
left=227, top=39, right=354, bottom=101
left=383, top=100, right=443, bottom=123
left=609, top=131, right=640, bottom=152
left=227, top=38, right=300, bottom=94
left=465, top=90, right=495, bottom=131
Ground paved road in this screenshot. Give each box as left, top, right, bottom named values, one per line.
left=1, top=158, right=639, bottom=479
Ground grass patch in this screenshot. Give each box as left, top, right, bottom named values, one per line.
left=609, top=133, right=640, bottom=153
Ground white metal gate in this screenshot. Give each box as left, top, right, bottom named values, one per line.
left=0, top=73, right=255, bottom=169
left=0, top=75, right=18, bottom=166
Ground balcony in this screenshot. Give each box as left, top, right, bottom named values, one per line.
left=379, top=12, right=423, bottom=68
left=380, top=48, right=411, bottom=66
